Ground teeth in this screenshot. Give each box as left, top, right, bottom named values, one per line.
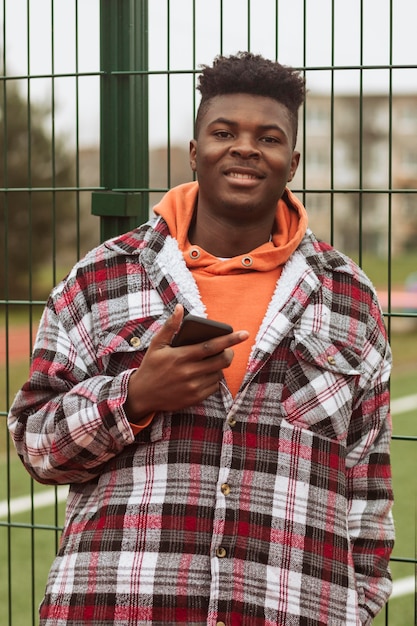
left=228, top=171, right=257, bottom=179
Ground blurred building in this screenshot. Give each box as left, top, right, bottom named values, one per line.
left=293, top=93, right=417, bottom=256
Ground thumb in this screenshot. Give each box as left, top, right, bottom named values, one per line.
left=152, top=304, right=184, bottom=347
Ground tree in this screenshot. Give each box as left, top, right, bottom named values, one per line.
left=1, top=81, right=77, bottom=300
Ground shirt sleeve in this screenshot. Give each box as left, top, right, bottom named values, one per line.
left=345, top=300, right=394, bottom=624
left=8, top=297, right=139, bottom=485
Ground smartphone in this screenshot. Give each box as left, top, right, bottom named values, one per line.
left=171, top=314, right=233, bottom=347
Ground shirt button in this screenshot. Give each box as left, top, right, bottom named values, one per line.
left=228, top=417, right=237, bottom=427
left=327, top=355, right=336, bottom=365
left=130, top=336, right=141, bottom=348
left=221, top=483, right=231, bottom=496
left=216, top=546, right=227, bottom=558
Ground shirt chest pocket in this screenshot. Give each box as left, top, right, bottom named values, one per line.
left=281, top=332, right=363, bottom=441
left=96, top=317, right=162, bottom=377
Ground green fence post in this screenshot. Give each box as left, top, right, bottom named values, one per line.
left=92, top=0, right=149, bottom=242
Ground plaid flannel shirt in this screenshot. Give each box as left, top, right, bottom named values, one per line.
left=9, top=208, right=394, bottom=626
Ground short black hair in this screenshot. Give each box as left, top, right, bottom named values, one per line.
left=195, top=51, right=306, bottom=146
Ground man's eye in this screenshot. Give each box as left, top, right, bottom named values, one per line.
left=214, top=130, right=232, bottom=138
left=261, top=136, right=280, bottom=143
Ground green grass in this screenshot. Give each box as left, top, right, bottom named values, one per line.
left=0, top=302, right=45, bottom=327
left=1, top=497, right=66, bottom=624
left=350, top=252, right=417, bottom=291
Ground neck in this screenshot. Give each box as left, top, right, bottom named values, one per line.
left=189, top=213, right=275, bottom=257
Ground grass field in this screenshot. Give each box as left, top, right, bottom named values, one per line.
left=1, top=252, right=416, bottom=624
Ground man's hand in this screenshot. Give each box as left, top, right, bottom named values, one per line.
left=124, top=304, right=249, bottom=422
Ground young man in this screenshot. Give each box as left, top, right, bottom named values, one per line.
left=9, top=52, right=394, bottom=625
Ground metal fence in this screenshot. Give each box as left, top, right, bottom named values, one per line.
left=1, top=1, right=416, bottom=624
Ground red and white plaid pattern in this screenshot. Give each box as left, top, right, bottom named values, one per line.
left=9, top=191, right=393, bottom=625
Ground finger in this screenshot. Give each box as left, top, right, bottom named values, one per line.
left=180, top=348, right=234, bottom=382
left=201, top=347, right=235, bottom=370
left=150, top=304, right=184, bottom=348
left=172, top=331, right=249, bottom=369
left=198, top=330, right=249, bottom=358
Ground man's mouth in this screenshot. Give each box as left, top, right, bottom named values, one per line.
left=226, top=171, right=259, bottom=180
left=224, top=167, right=263, bottom=181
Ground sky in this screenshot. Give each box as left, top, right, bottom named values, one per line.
left=2, top=0, right=417, bottom=147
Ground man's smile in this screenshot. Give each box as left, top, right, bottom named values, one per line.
left=223, top=166, right=264, bottom=181
left=227, top=171, right=259, bottom=180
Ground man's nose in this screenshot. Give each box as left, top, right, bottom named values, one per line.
left=230, top=135, right=260, bottom=158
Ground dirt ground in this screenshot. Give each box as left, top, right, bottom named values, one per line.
left=0, top=325, right=38, bottom=366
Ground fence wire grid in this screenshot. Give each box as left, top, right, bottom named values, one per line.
left=1, top=1, right=416, bottom=625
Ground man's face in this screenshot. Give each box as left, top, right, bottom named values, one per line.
left=189, top=93, right=300, bottom=225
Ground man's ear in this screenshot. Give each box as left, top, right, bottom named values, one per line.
left=287, top=151, right=300, bottom=182
left=189, top=139, right=197, bottom=173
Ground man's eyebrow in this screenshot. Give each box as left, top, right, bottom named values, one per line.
left=207, top=117, right=236, bottom=126
left=259, top=123, right=287, bottom=135
left=208, top=117, right=287, bottom=135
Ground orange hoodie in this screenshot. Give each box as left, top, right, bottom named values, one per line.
left=154, top=182, right=308, bottom=396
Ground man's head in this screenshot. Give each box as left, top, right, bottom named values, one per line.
left=195, top=51, right=306, bottom=147
left=189, top=53, right=305, bottom=245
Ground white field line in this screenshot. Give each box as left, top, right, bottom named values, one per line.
left=389, top=393, right=417, bottom=601
left=0, top=395, right=415, bottom=597
left=391, top=394, right=417, bottom=416
left=0, top=485, right=68, bottom=518
left=391, top=576, right=415, bottom=599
